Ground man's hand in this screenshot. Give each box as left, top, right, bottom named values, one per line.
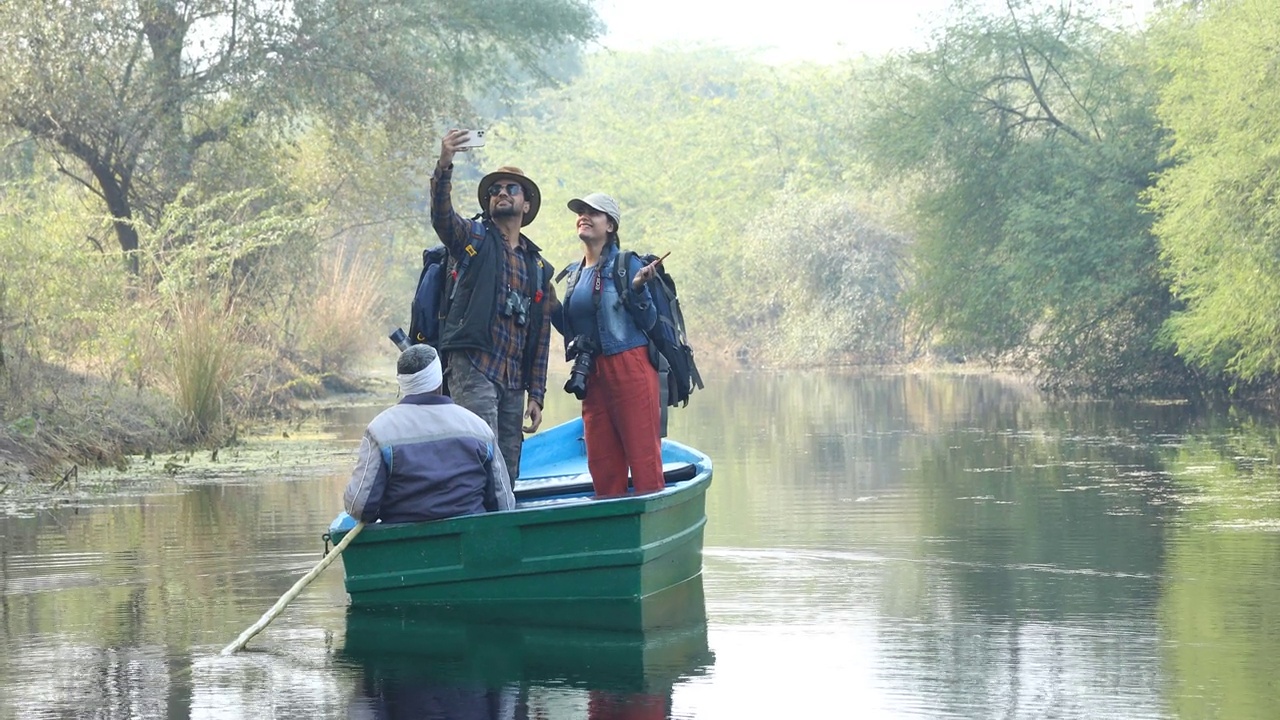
left=523, top=397, right=543, bottom=433
left=438, top=129, right=473, bottom=171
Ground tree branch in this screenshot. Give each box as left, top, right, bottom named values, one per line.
left=1004, top=0, right=1089, bottom=144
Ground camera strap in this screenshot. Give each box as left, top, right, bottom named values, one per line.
left=590, top=257, right=609, bottom=350
left=565, top=256, right=606, bottom=308
left=561, top=256, right=607, bottom=349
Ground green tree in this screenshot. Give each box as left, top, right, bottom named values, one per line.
left=858, top=0, right=1190, bottom=394
left=1147, top=0, right=1280, bottom=383
left=0, top=0, right=599, bottom=274
left=0, top=1, right=601, bottom=466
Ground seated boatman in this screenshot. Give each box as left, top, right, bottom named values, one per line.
left=343, top=344, right=515, bottom=524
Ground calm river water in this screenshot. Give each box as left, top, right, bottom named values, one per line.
left=3, top=371, right=1280, bottom=719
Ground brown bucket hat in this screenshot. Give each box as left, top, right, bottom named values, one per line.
left=478, top=166, right=541, bottom=226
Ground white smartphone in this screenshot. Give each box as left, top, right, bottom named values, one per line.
left=458, top=129, right=486, bottom=149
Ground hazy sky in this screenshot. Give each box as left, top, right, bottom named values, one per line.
left=593, top=0, right=1156, bottom=63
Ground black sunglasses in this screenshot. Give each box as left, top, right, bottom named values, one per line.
left=486, top=182, right=523, bottom=197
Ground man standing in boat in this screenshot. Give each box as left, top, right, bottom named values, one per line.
left=430, top=130, right=555, bottom=484
left=344, top=344, right=515, bottom=524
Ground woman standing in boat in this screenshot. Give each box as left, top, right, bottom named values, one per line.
left=550, top=193, right=665, bottom=498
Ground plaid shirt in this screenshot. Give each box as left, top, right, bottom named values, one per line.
left=430, top=165, right=550, bottom=405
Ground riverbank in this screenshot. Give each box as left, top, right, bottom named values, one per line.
left=0, top=358, right=396, bottom=496
left=0, top=360, right=185, bottom=491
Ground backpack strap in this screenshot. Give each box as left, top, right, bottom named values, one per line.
left=449, top=222, right=488, bottom=300
left=613, top=250, right=640, bottom=309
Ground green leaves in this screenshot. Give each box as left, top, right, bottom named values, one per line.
left=0, top=0, right=600, bottom=444
left=1148, top=0, right=1280, bottom=381
left=0, top=0, right=599, bottom=264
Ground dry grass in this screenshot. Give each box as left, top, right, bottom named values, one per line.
left=170, top=296, right=245, bottom=440
left=298, top=244, right=384, bottom=376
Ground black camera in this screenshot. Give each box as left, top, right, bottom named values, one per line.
left=500, top=288, right=531, bottom=326
left=563, top=335, right=598, bottom=400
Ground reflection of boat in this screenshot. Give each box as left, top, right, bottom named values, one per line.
left=339, top=575, right=714, bottom=695
left=327, top=417, right=711, bottom=630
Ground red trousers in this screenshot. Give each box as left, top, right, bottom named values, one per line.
left=582, top=345, right=664, bottom=498
left=588, top=690, right=670, bottom=719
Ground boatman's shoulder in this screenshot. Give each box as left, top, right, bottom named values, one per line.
left=443, top=403, right=498, bottom=438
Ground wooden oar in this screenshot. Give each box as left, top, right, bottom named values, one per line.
left=220, top=520, right=366, bottom=655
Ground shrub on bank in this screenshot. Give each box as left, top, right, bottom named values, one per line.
left=169, top=297, right=246, bottom=441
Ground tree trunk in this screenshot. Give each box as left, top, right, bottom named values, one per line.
left=88, top=160, right=140, bottom=275
left=143, top=0, right=194, bottom=186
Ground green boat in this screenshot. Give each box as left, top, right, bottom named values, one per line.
left=326, top=417, right=712, bottom=631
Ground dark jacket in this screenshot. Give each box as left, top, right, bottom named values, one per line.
left=439, top=221, right=553, bottom=376
left=430, top=165, right=554, bottom=402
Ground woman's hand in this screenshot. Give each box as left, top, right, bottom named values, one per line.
left=545, top=281, right=561, bottom=314
left=631, top=251, right=669, bottom=291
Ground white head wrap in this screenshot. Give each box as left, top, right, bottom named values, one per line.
left=397, top=354, right=442, bottom=396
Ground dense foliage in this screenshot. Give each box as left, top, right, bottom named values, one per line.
left=1148, top=0, right=1280, bottom=383
left=0, top=0, right=599, bottom=460
left=0, top=0, right=598, bottom=271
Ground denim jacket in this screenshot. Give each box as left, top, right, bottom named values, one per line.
left=553, top=244, right=657, bottom=357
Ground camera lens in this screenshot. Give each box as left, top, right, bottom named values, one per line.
left=563, top=348, right=593, bottom=400
left=389, top=328, right=409, bottom=351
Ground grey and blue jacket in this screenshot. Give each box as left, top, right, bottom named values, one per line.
left=343, top=394, right=515, bottom=524
left=553, top=244, right=657, bottom=357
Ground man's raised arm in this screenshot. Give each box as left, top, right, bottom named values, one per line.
left=429, top=129, right=478, bottom=252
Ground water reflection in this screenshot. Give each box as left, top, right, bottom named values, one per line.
left=341, top=578, right=713, bottom=720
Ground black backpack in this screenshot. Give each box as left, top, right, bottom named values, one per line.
left=408, top=244, right=459, bottom=346
left=615, top=251, right=704, bottom=407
